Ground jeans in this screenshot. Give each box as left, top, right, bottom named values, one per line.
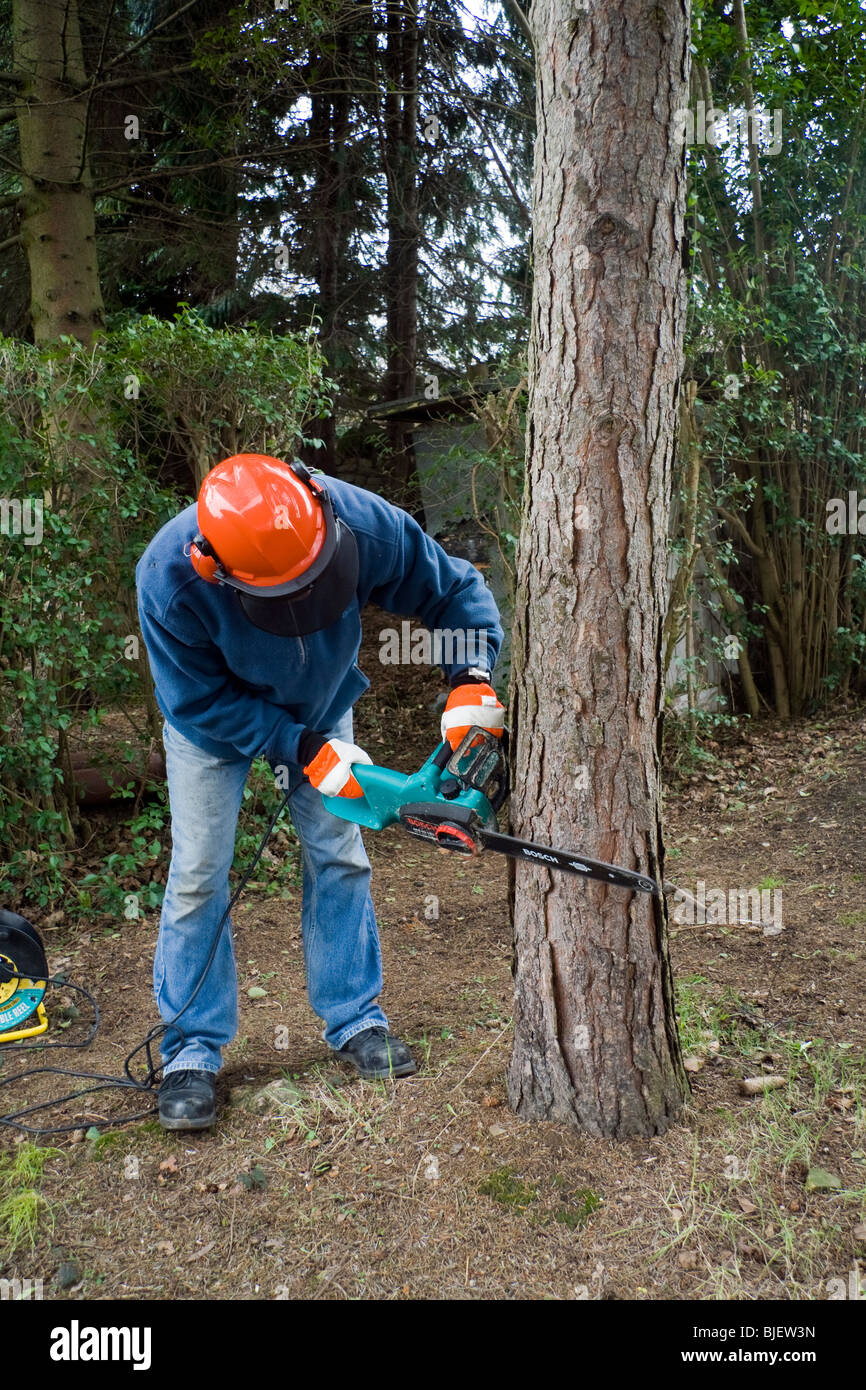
left=154, top=708, right=388, bottom=1074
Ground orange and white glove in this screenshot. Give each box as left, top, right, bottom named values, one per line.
left=441, top=668, right=505, bottom=750
left=302, top=734, right=373, bottom=799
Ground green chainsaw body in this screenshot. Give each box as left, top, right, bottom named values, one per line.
left=322, top=728, right=505, bottom=837
left=321, top=726, right=661, bottom=894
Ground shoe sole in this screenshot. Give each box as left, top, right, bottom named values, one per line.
left=345, top=1059, right=418, bottom=1081
left=159, top=1111, right=216, bottom=1131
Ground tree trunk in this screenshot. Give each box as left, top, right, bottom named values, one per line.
left=383, top=0, right=419, bottom=406
left=507, top=0, right=691, bottom=1138
left=301, top=41, right=351, bottom=477
left=381, top=0, right=421, bottom=511
left=12, top=0, right=105, bottom=345
left=663, top=380, right=702, bottom=676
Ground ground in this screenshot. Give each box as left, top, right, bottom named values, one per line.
left=1, top=622, right=864, bottom=1301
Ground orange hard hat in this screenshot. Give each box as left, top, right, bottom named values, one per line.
left=188, top=454, right=359, bottom=635
left=192, top=454, right=327, bottom=588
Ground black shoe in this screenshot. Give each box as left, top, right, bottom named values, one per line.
left=158, top=1069, right=217, bottom=1131
left=338, top=1027, right=417, bottom=1080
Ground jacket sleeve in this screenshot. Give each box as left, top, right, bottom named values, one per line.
left=358, top=503, right=504, bottom=679
left=137, top=598, right=307, bottom=768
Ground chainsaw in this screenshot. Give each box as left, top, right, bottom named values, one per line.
left=0, top=909, right=50, bottom=1044
left=322, top=726, right=660, bottom=895
left=0, top=731, right=653, bottom=1060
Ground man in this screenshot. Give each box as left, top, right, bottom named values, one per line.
left=135, top=453, right=504, bottom=1131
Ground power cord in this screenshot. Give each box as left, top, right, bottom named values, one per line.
left=0, top=763, right=681, bottom=1136
left=0, top=788, right=293, bottom=1136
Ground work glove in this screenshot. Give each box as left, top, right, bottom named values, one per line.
left=440, top=667, right=505, bottom=751
left=300, top=730, right=373, bottom=799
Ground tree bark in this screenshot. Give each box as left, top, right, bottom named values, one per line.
left=301, top=38, right=352, bottom=476
left=382, top=0, right=419, bottom=406
left=12, top=0, right=105, bottom=345
left=381, top=0, right=421, bottom=510
left=663, top=380, right=702, bottom=676
left=507, top=0, right=691, bottom=1137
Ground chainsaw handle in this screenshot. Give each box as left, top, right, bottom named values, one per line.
left=433, top=740, right=453, bottom=770
left=438, top=727, right=510, bottom=811
left=432, top=733, right=510, bottom=807
left=487, top=727, right=510, bottom=811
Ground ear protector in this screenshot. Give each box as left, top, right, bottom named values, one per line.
left=189, top=533, right=223, bottom=584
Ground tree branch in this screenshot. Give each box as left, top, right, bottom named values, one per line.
left=96, top=189, right=237, bottom=234
left=824, top=86, right=866, bottom=287
left=424, top=29, right=531, bottom=224
left=695, top=63, right=748, bottom=300
left=732, top=0, right=767, bottom=284
left=89, top=61, right=199, bottom=95
left=717, top=505, right=764, bottom=559
left=96, top=0, right=205, bottom=77
left=94, top=148, right=282, bottom=196
left=502, top=0, right=534, bottom=49
left=0, top=232, right=22, bottom=254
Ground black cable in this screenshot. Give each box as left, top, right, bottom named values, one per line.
left=0, top=977, right=100, bottom=1054
left=0, top=788, right=293, bottom=1137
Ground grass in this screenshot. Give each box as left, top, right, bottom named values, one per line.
left=0, top=1189, right=51, bottom=1253
left=0, top=1142, right=61, bottom=1252
left=645, top=1002, right=866, bottom=1297
left=675, top=974, right=752, bottom=1058
left=269, top=1065, right=396, bottom=1153
left=4, top=1141, right=60, bottom=1185
left=86, top=1128, right=123, bottom=1159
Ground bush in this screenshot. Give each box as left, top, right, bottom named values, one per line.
left=0, top=313, right=330, bottom=910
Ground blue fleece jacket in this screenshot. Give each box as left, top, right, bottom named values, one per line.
left=135, top=477, right=503, bottom=769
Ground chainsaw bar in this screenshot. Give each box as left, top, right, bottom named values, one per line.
left=477, top=829, right=660, bottom=895
left=397, top=802, right=659, bottom=895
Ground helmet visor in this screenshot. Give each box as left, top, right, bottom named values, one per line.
left=236, top=523, right=359, bottom=636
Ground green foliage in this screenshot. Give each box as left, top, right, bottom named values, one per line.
left=0, top=337, right=174, bottom=900
left=235, top=759, right=302, bottom=893
left=0, top=1143, right=61, bottom=1253
left=75, top=800, right=170, bottom=918
left=417, top=358, right=527, bottom=693
left=662, top=700, right=743, bottom=778
left=0, top=314, right=325, bottom=909
left=107, top=306, right=335, bottom=480
left=678, top=1, right=866, bottom=712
